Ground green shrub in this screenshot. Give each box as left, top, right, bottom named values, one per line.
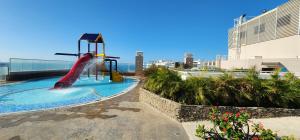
left=143, top=64, right=159, bottom=77
left=182, top=77, right=215, bottom=105
left=244, top=68, right=264, bottom=106
left=261, top=70, right=288, bottom=107
left=282, top=72, right=300, bottom=108
left=144, top=67, right=182, bottom=101
left=143, top=67, right=300, bottom=108
left=214, top=72, right=240, bottom=106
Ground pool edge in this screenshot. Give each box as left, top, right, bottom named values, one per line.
left=0, top=76, right=140, bottom=116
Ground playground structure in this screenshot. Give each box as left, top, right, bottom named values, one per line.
left=54, top=33, right=123, bottom=88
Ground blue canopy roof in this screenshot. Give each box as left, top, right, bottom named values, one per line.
left=79, top=33, right=104, bottom=43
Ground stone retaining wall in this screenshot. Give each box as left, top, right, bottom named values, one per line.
left=139, top=88, right=181, bottom=120
left=139, top=88, right=300, bottom=122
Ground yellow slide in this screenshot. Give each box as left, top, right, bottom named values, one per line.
left=112, top=71, right=123, bottom=82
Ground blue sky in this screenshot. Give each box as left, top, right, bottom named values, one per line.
left=0, top=0, right=286, bottom=63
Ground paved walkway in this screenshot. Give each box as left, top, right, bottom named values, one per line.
left=0, top=83, right=188, bottom=140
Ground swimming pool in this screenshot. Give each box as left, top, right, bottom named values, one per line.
left=0, top=76, right=138, bottom=114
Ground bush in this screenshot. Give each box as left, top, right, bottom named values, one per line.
left=214, top=73, right=240, bottom=106
left=143, top=68, right=300, bottom=108
left=196, top=108, right=295, bottom=140
left=281, top=72, right=300, bottom=108
left=143, top=67, right=183, bottom=101
left=182, top=77, right=215, bottom=105
left=143, top=64, right=159, bottom=77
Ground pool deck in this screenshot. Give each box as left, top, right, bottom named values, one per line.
left=0, top=82, right=189, bottom=140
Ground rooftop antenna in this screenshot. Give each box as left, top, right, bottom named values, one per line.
left=262, top=9, right=268, bottom=14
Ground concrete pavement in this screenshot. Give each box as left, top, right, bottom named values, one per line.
left=0, top=83, right=189, bottom=140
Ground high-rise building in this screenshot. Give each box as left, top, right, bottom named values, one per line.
left=184, top=53, right=193, bottom=68
left=135, top=51, right=144, bottom=75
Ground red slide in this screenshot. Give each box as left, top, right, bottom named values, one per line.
left=54, top=53, right=93, bottom=88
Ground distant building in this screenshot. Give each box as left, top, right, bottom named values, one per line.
left=221, top=0, right=300, bottom=76
left=193, top=59, right=217, bottom=70
left=135, top=51, right=144, bottom=75
left=184, top=53, right=193, bottom=68
left=147, top=60, right=175, bottom=68
left=193, top=59, right=204, bottom=68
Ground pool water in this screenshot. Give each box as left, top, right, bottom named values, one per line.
left=0, top=76, right=137, bottom=114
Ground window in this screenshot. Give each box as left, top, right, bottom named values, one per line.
left=254, top=26, right=259, bottom=34
left=277, top=14, right=291, bottom=27
left=259, top=23, right=265, bottom=33
left=240, top=31, right=246, bottom=39
left=254, top=23, right=265, bottom=34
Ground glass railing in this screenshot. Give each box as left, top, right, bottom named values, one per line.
left=9, top=58, right=74, bottom=72
left=118, top=63, right=135, bottom=73
left=0, top=66, right=8, bottom=81
left=9, top=58, right=135, bottom=73
left=1, top=59, right=135, bottom=81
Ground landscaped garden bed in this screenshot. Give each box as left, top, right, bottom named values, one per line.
left=140, top=66, right=300, bottom=122
left=140, top=88, right=300, bottom=122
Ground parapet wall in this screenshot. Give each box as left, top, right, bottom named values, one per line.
left=139, top=88, right=300, bottom=122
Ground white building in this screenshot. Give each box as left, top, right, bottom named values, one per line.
left=147, top=60, right=175, bottom=68
left=194, top=59, right=217, bottom=69
left=221, top=0, right=300, bottom=76
left=193, top=59, right=202, bottom=68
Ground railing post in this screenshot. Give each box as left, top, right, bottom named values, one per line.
left=109, top=60, right=112, bottom=81
left=96, top=43, right=98, bottom=80
left=78, top=40, right=81, bottom=59
left=88, top=42, right=90, bottom=78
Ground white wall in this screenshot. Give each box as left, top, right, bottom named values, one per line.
left=220, top=59, right=262, bottom=70
left=239, top=35, right=300, bottom=59
left=228, top=47, right=238, bottom=60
